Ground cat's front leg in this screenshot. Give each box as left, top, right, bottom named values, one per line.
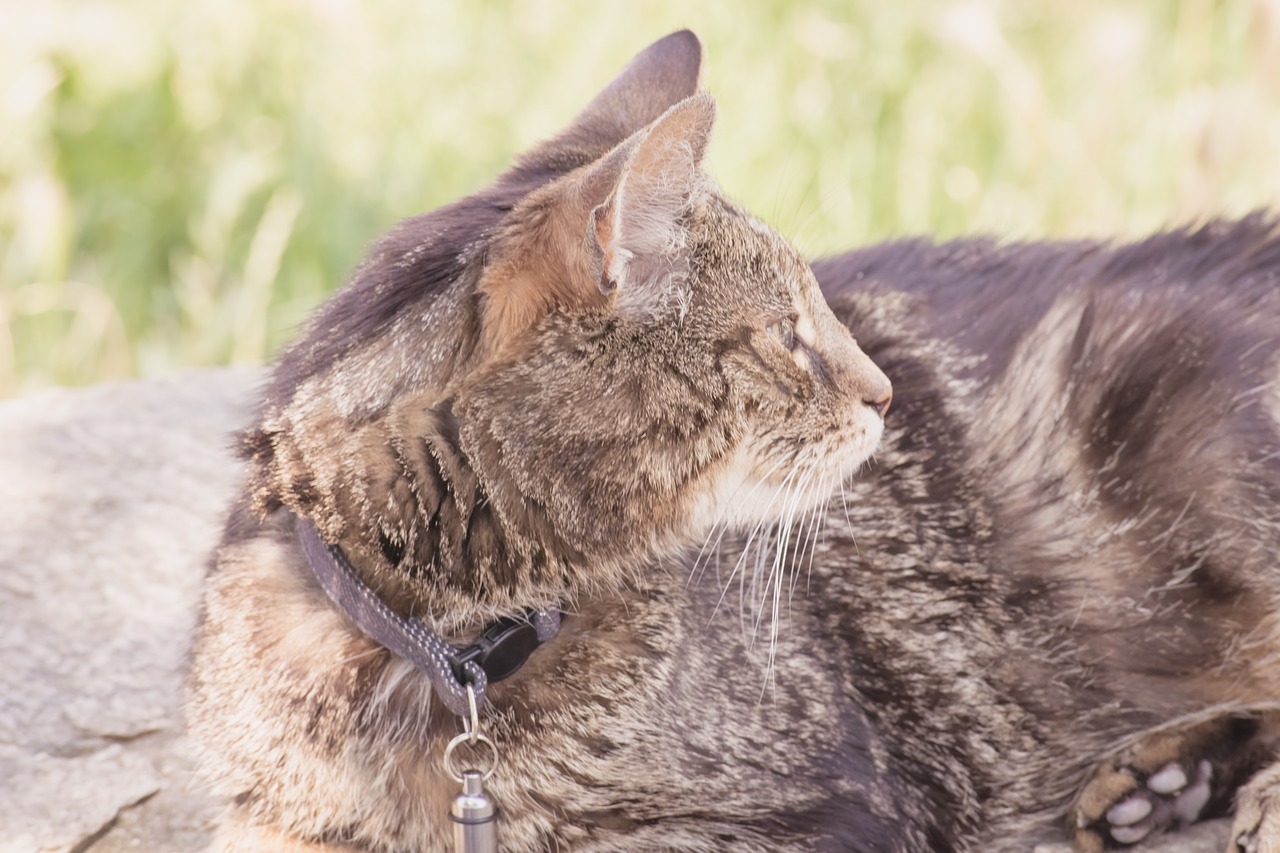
left=1074, top=729, right=1216, bottom=851
left=1231, top=760, right=1280, bottom=853
left=1073, top=715, right=1278, bottom=851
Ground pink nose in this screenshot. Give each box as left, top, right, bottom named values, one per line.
left=864, top=383, right=892, bottom=419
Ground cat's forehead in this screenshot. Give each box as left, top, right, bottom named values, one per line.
left=703, top=199, right=816, bottom=304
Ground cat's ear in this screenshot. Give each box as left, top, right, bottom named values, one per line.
left=588, top=93, right=716, bottom=317
left=511, top=30, right=703, bottom=176
left=478, top=94, right=716, bottom=350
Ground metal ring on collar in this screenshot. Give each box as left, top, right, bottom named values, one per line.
left=443, top=731, right=499, bottom=783
left=464, top=683, right=480, bottom=744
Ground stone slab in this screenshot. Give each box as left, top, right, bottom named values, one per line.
left=0, top=369, right=259, bottom=853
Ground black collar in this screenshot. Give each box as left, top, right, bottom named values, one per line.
left=296, top=516, right=560, bottom=717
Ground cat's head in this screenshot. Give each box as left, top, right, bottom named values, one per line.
left=246, top=32, right=890, bottom=616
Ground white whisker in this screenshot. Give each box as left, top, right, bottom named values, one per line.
left=753, top=465, right=804, bottom=639
left=837, top=475, right=862, bottom=557
left=807, top=473, right=832, bottom=593
left=758, top=464, right=815, bottom=692
left=699, top=453, right=857, bottom=704
left=710, top=462, right=797, bottom=627
left=792, top=471, right=830, bottom=601
left=838, top=476, right=854, bottom=530
left=690, top=454, right=791, bottom=589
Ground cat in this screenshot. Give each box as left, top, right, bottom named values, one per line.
left=187, top=30, right=1280, bottom=852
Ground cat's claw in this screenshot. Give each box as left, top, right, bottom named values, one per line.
left=1076, top=756, right=1213, bottom=851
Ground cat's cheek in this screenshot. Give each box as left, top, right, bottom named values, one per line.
left=694, top=443, right=767, bottom=531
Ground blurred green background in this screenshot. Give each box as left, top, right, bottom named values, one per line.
left=3, top=0, right=1279, bottom=396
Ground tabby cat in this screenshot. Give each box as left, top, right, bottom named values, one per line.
left=187, top=31, right=1280, bottom=852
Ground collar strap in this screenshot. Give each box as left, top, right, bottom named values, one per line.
left=296, top=517, right=560, bottom=717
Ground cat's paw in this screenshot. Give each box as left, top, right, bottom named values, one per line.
left=1231, top=762, right=1280, bottom=853
left=1074, top=731, right=1216, bottom=852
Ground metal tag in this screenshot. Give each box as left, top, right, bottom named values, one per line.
left=450, top=769, right=498, bottom=853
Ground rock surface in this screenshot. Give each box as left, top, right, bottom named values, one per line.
left=0, top=370, right=1232, bottom=852
left=0, top=369, right=258, bottom=853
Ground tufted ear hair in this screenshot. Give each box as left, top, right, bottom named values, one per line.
left=509, top=30, right=704, bottom=179
left=589, top=93, right=716, bottom=317
left=479, top=93, right=716, bottom=348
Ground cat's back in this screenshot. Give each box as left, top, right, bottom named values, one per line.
left=816, top=217, right=1280, bottom=545
left=807, top=218, right=1280, bottom=838
left=816, top=216, right=1280, bottom=378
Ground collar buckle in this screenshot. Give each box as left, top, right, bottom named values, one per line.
left=449, top=614, right=545, bottom=685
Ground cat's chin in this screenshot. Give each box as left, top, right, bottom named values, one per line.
left=826, top=407, right=887, bottom=479
left=689, top=422, right=884, bottom=537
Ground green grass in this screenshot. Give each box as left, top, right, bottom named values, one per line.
left=3, top=0, right=1279, bottom=395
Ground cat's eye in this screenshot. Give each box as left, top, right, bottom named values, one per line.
left=767, top=317, right=796, bottom=350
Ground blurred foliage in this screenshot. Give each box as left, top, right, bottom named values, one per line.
left=2, top=0, right=1280, bottom=395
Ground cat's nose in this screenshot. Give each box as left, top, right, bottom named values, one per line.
left=864, top=382, right=892, bottom=419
